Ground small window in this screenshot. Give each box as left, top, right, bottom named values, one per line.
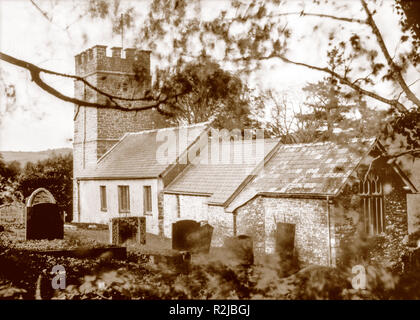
left=118, top=185, right=130, bottom=213
left=100, top=186, right=107, bottom=211
left=143, top=186, right=152, bottom=215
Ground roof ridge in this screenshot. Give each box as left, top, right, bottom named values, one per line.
left=278, top=137, right=376, bottom=148
left=331, top=138, right=377, bottom=196
left=127, top=121, right=210, bottom=136
left=223, top=139, right=283, bottom=208
left=207, top=138, right=280, bottom=145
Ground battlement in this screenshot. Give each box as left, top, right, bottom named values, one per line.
left=75, top=45, right=151, bottom=77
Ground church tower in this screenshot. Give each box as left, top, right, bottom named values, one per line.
left=73, top=45, right=166, bottom=221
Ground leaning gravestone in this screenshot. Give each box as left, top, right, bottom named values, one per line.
left=172, top=220, right=213, bottom=254
left=25, top=188, right=64, bottom=240
left=110, top=216, right=146, bottom=245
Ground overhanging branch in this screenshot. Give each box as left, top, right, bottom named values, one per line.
left=237, top=52, right=409, bottom=114
left=0, top=51, right=189, bottom=116
left=266, top=11, right=366, bottom=24
left=361, top=0, right=420, bottom=108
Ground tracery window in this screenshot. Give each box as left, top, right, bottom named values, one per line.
left=359, top=175, right=385, bottom=235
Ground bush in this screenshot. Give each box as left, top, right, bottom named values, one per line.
left=18, top=154, right=73, bottom=222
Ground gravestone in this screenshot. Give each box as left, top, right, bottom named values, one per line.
left=276, top=222, right=295, bottom=262
left=0, top=202, right=25, bottom=224
left=25, top=188, right=64, bottom=240
left=172, top=220, right=213, bottom=253
left=224, top=235, right=254, bottom=266
left=110, top=216, right=146, bottom=245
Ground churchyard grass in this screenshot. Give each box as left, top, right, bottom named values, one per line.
left=1, top=222, right=420, bottom=300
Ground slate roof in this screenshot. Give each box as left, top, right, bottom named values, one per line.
left=164, top=139, right=280, bottom=204
left=226, top=138, right=376, bottom=212
left=79, top=122, right=209, bottom=179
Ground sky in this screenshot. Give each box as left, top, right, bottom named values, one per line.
left=0, top=0, right=416, bottom=152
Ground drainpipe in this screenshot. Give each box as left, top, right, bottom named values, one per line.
left=327, top=195, right=332, bottom=267
left=77, top=179, right=81, bottom=223
left=233, top=212, right=237, bottom=237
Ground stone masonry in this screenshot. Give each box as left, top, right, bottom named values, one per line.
left=73, top=45, right=166, bottom=221
left=235, top=195, right=330, bottom=266
left=234, top=158, right=411, bottom=267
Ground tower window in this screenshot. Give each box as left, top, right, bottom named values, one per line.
left=359, top=175, right=385, bottom=235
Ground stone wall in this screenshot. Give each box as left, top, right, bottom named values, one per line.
left=162, top=193, right=209, bottom=238
left=73, top=45, right=167, bottom=222
left=162, top=193, right=234, bottom=247
left=331, top=160, right=410, bottom=266
left=208, top=205, right=233, bottom=247
left=74, top=45, right=165, bottom=163
left=0, top=202, right=25, bottom=225
left=383, top=176, right=409, bottom=242
left=235, top=196, right=265, bottom=252
left=408, top=194, right=420, bottom=234
left=235, top=196, right=330, bottom=266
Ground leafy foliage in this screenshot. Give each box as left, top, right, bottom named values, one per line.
left=0, top=156, right=22, bottom=205
left=157, top=57, right=259, bottom=130
left=132, top=0, right=420, bottom=157
left=17, top=153, right=73, bottom=221
left=395, top=0, right=420, bottom=66
left=2, top=0, right=419, bottom=160
left=1, top=225, right=420, bottom=300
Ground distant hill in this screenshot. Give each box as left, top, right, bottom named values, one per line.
left=0, top=148, right=72, bottom=166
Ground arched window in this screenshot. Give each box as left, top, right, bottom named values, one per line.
left=359, top=175, right=385, bottom=235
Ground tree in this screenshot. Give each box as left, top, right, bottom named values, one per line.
left=295, top=46, right=376, bottom=143
left=18, top=153, right=73, bottom=221
left=160, top=57, right=258, bottom=130
left=257, top=89, right=307, bottom=143
left=0, top=156, right=22, bottom=205
left=395, top=0, right=420, bottom=46
left=136, top=0, right=419, bottom=156
left=0, top=0, right=419, bottom=158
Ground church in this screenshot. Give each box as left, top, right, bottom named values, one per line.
left=73, top=45, right=418, bottom=266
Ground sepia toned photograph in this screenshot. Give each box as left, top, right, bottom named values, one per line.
left=0, top=0, right=419, bottom=304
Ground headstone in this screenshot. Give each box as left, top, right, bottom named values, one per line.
left=224, top=235, right=254, bottom=266
left=172, top=220, right=213, bottom=253
left=0, top=202, right=25, bottom=224
left=110, top=216, right=146, bottom=245
left=26, top=188, right=63, bottom=240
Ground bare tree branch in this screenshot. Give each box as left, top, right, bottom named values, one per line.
left=0, top=52, right=155, bottom=102
left=266, top=11, right=367, bottom=24
left=361, top=0, right=420, bottom=107
left=386, top=149, right=420, bottom=159
left=29, top=0, right=53, bottom=23
left=0, top=51, right=188, bottom=115
left=237, top=52, right=409, bottom=113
